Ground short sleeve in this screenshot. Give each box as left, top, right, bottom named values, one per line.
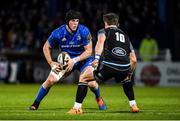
left=82, top=27, right=92, bottom=46
left=129, top=41, right=135, bottom=53
left=47, top=30, right=60, bottom=47
left=97, top=29, right=106, bottom=36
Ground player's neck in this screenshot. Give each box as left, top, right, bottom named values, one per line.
left=105, top=25, right=117, bottom=29
left=66, top=25, right=76, bottom=34
left=66, top=25, right=73, bottom=34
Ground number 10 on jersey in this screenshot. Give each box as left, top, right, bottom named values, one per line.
left=115, top=32, right=125, bottom=43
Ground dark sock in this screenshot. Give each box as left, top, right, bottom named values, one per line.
left=76, top=82, right=88, bottom=103
left=33, top=86, right=50, bottom=106
left=122, top=80, right=135, bottom=100
left=89, top=85, right=100, bottom=99
left=32, top=100, right=40, bottom=107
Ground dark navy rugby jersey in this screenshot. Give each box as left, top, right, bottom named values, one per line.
left=98, top=27, right=134, bottom=65
left=48, top=24, right=92, bottom=58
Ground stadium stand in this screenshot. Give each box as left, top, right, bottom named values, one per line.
left=0, top=0, right=165, bottom=52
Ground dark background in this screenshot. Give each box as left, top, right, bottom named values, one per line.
left=0, top=0, right=179, bottom=60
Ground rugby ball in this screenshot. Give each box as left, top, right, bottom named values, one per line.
left=57, top=52, right=71, bottom=69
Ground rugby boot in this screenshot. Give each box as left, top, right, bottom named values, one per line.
left=131, top=104, right=139, bottom=113
left=67, top=108, right=83, bottom=115
left=96, top=97, right=107, bottom=110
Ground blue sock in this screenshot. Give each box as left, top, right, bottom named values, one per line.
left=90, top=85, right=100, bottom=99
left=35, top=86, right=50, bottom=103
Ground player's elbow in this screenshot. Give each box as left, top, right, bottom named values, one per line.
left=43, top=44, right=47, bottom=54
left=131, top=56, right=137, bottom=64
left=130, top=53, right=137, bottom=65
left=131, top=59, right=137, bottom=67
left=43, top=41, right=51, bottom=53
left=43, top=44, right=46, bottom=51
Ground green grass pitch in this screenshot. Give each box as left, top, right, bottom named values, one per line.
left=0, top=84, right=180, bottom=120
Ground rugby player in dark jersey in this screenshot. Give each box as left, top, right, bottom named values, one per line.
left=73, top=12, right=139, bottom=113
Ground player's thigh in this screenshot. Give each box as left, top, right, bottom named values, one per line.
left=94, top=64, right=112, bottom=81
left=114, top=70, right=129, bottom=82
left=79, top=66, right=94, bottom=82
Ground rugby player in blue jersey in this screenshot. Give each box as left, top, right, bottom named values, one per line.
left=29, top=10, right=107, bottom=112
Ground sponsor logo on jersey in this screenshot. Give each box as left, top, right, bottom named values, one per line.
left=69, top=41, right=75, bottom=44
left=112, top=47, right=126, bottom=56
left=61, top=44, right=82, bottom=48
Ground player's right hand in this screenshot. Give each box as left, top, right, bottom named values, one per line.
left=50, top=61, right=62, bottom=71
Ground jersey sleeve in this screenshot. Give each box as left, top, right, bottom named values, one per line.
left=82, top=27, right=92, bottom=46
left=47, top=29, right=60, bottom=47
left=129, top=41, right=135, bottom=53
left=97, top=29, right=106, bottom=36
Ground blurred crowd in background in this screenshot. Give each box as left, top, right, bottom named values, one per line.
left=0, top=0, right=179, bottom=60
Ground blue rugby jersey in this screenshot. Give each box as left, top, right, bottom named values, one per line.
left=48, top=24, right=91, bottom=58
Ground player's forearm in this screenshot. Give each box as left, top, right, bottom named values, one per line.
left=43, top=41, right=53, bottom=65
left=71, top=49, right=92, bottom=64
left=73, top=41, right=93, bottom=63
left=95, top=43, right=103, bottom=56
left=130, top=61, right=136, bottom=72
left=79, top=49, right=92, bottom=61
left=95, top=34, right=105, bottom=56
left=129, top=52, right=137, bottom=72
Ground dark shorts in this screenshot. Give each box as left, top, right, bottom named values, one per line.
left=94, top=61, right=131, bottom=83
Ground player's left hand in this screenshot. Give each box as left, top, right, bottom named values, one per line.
left=91, top=60, right=99, bottom=69
left=65, top=58, right=74, bottom=72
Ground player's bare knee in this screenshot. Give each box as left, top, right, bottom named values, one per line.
left=79, top=76, right=88, bottom=83
left=88, top=81, right=97, bottom=87
left=79, top=78, right=87, bottom=83
left=80, top=68, right=94, bottom=82
left=48, top=79, right=56, bottom=86
left=46, top=75, right=57, bottom=86
left=42, top=79, right=55, bottom=88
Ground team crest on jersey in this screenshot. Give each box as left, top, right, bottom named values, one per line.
left=62, top=37, right=66, bottom=41
left=77, top=34, right=81, bottom=40
left=112, top=47, right=126, bottom=56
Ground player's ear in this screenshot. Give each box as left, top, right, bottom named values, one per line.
left=117, top=23, right=119, bottom=27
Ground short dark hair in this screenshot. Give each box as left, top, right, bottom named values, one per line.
left=65, top=10, right=80, bottom=23
left=103, top=13, right=119, bottom=26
